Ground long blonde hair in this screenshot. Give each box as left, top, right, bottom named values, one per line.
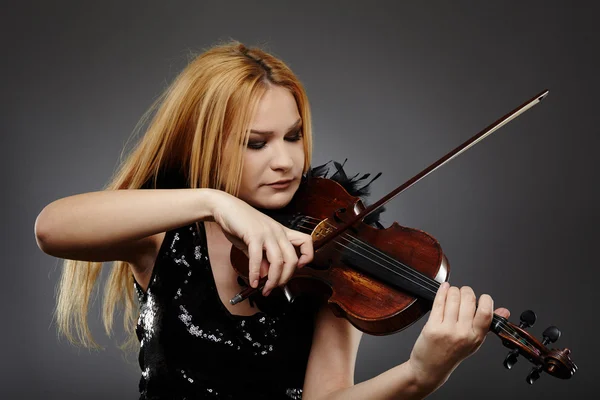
left=55, top=40, right=313, bottom=352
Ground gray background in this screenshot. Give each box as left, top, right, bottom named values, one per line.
left=2, top=1, right=598, bottom=399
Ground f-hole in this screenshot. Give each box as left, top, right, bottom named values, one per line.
left=334, top=207, right=359, bottom=234
left=334, top=207, right=347, bottom=223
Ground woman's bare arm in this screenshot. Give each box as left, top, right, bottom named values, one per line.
left=35, top=186, right=315, bottom=294
left=303, top=305, right=438, bottom=400
left=34, top=188, right=221, bottom=262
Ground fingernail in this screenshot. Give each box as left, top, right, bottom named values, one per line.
left=252, top=280, right=258, bottom=288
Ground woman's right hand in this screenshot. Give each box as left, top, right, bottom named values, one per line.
left=407, top=282, right=510, bottom=391
left=210, top=191, right=314, bottom=296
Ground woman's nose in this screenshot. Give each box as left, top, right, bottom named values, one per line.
left=270, top=142, right=294, bottom=171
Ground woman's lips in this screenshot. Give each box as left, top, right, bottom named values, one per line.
left=266, top=179, right=293, bottom=189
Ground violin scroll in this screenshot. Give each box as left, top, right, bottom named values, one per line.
left=492, top=310, right=577, bottom=384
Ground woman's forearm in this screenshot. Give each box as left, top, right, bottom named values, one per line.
left=319, top=360, right=442, bottom=400
left=34, top=188, right=221, bottom=259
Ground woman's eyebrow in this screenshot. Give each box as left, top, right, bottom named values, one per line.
left=250, top=118, right=302, bottom=135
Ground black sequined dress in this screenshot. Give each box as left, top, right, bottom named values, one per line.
left=134, top=221, right=319, bottom=399
left=134, top=160, right=384, bottom=400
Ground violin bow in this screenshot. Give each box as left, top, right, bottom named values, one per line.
left=231, top=90, right=549, bottom=302
left=315, top=89, right=549, bottom=249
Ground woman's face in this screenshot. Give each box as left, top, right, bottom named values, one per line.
left=237, top=85, right=305, bottom=209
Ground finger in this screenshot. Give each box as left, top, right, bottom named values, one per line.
left=278, top=248, right=298, bottom=287
left=247, top=240, right=263, bottom=288
left=287, top=230, right=314, bottom=268
left=259, top=258, right=269, bottom=280
left=473, top=294, right=494, bottom=335
left=263, top=236, right=283, bottom=295
left=279, top=262, right=297, bottom=289
left=277, top=231, right=299, bottom=285
left=223, top=231, right=247, bottom=256
left=443, top=286, right=461, bottom=324
left=494, top=307, right=510, bottom=319
left=457, top=286, right=477, bottom=328
left=429, top=282, right=449, bottom=323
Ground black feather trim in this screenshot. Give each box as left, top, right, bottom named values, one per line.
left=305, top=159, right=386, bottom=229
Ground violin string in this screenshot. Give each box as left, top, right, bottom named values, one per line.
left=297, top=219, right=444, bottom=296
left=297, top=217, right=440, bottom=291
left=295, top=217, right=537, bottom=354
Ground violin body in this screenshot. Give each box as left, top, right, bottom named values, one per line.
left=232, top=177, right=450, bottom=335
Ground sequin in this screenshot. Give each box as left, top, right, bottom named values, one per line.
left=138, top=290, right=156, bottom=340
left=133, top=222, right=321, bottom=399
left=286, top=388, right=303, bottom=400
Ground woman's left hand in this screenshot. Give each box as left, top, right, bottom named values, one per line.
left=407, top=283, right=510, bottom=390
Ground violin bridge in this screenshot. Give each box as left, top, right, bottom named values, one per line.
left=311, top=218, right=336, bottom=243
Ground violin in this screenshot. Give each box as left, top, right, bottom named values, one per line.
left=229, top=90, right=577, bottom=384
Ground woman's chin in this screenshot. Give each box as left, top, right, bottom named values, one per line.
left=248, top=189, right=296, bottom=210
left=239, top=181, right=300, bottom=210
left=253, top=195, right=293, bottom=210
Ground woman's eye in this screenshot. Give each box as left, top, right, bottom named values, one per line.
left=285, top=133, right=303, bottom=142
left=247, top=141, right=266, bottom=150
left=247, top=132, right=302, bottom=150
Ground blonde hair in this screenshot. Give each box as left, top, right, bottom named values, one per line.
left=55, top=40, right=313, bottom=352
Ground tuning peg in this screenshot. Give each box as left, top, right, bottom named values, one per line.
left=542, top=326, right=561, bottom=345
left=503, top=349, right=520, bottom=370
left=501, top=310, right=537, bottom=371
left=519, top=310, right=537, bottom=329
left=526, top=364, right=543, bottom=384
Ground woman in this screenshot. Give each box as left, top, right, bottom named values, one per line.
left=34, top=40, right=510, bottom=399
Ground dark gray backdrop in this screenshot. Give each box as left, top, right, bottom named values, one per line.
left=2, top=1, right=598, bottom=399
